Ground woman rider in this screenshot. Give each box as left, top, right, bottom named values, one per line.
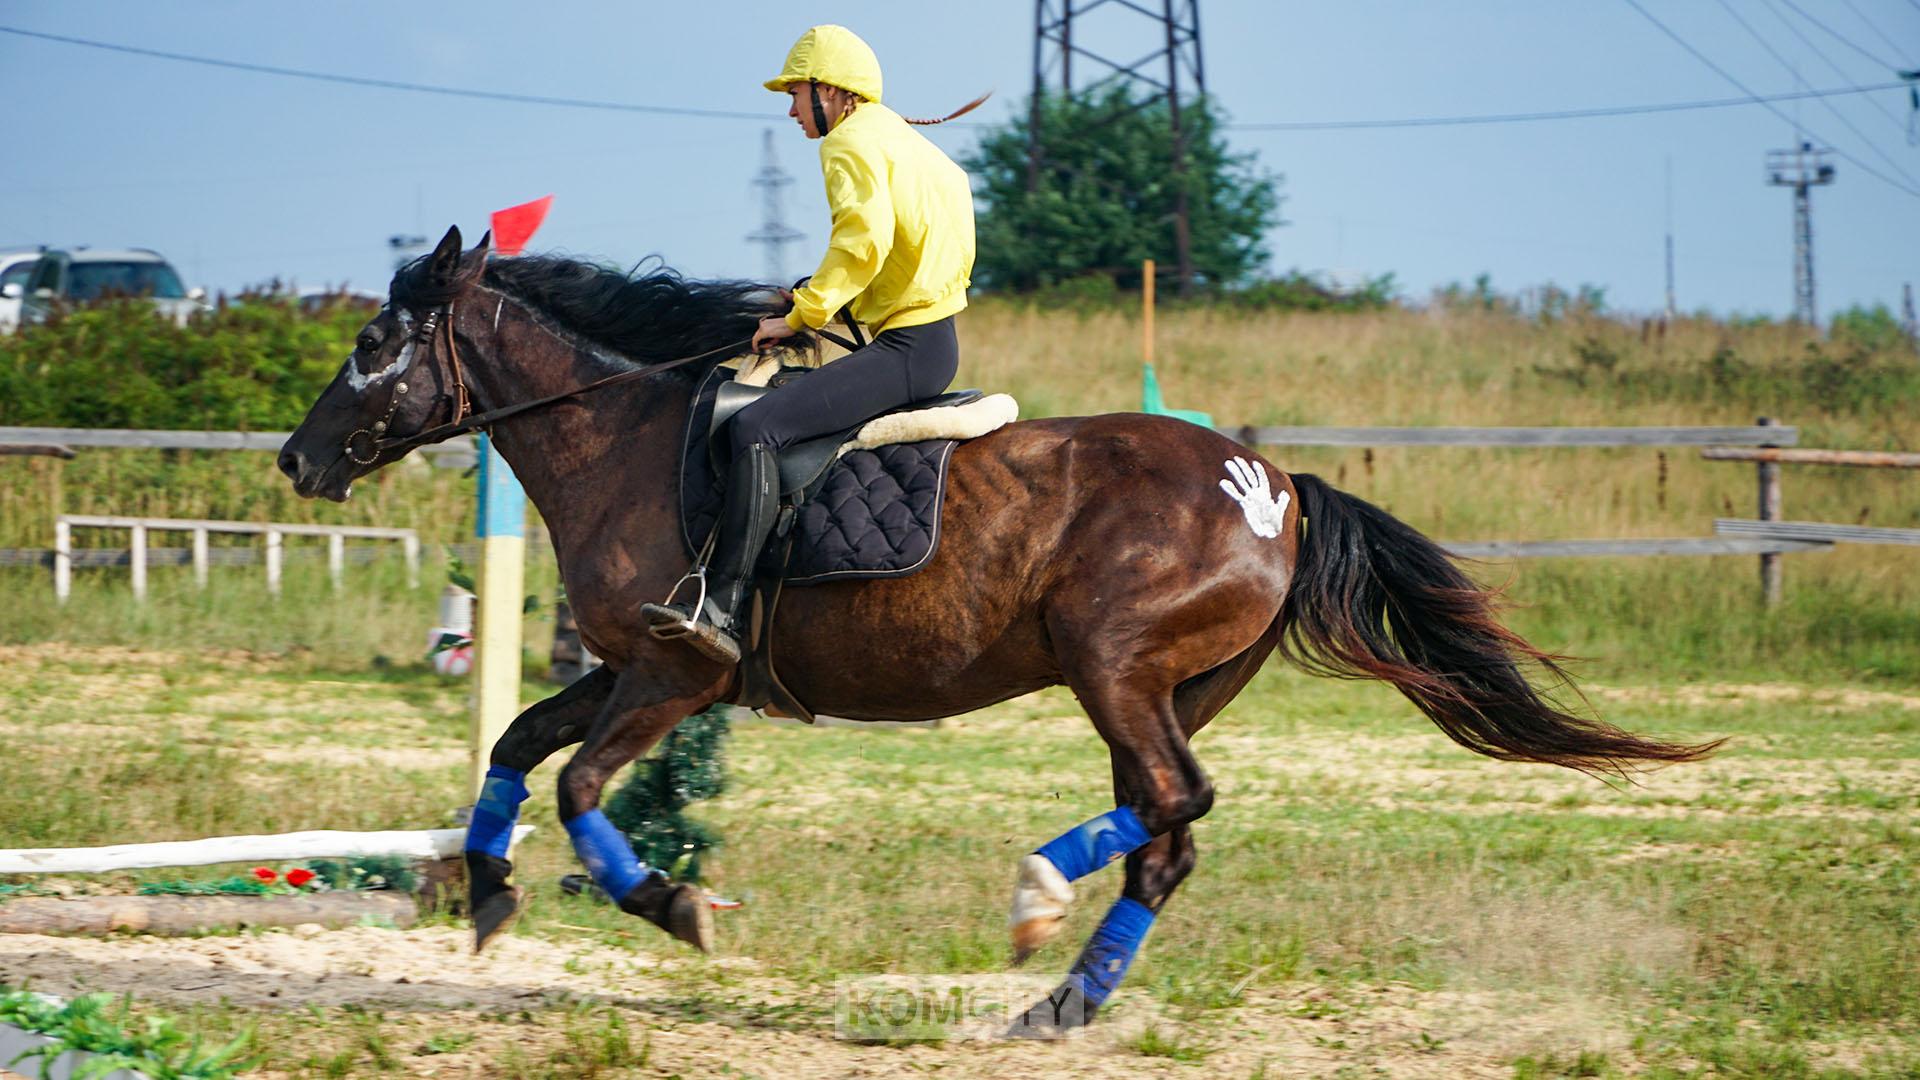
left=642, top=25, right=978, bottom=664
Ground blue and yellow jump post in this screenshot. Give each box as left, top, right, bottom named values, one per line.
left=470, top=433, right=525, bottom=800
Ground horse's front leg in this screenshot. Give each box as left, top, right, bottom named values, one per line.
left=555, top=668, right=728, bottom=952
left=466, top=664, right=618, bottom=952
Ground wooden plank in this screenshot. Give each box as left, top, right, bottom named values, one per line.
left=1716, top=519, right=1920, bottom=548
left=1226, top=425, right=1800, bottom=448
left=0, top=443, right=76, bottom=458
left=59, top=515, right=417, bottom=540
left=0, top=426, right=473, bottom=460
left=0, top=826, right=532, bottom=874
left=1701, top=447, right=1920, bottom=468
left=1444, top=537, right=1831, bottom=559
left=0, top=892, right=417, bottom=936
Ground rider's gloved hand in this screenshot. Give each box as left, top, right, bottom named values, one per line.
left=752, top=314, right=798, bottom=353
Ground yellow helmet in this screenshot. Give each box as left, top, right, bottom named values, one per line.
left=762, top=25, right=883, bottom=104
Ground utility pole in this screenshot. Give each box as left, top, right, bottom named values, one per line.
left=1765, top=142, right=1834, bottom=326
left=1663, top=156, right=1676, bottom=320
left=1902, top=282, right=1917, bottom=345
left=388, top=234, right=428, bottom=273
left=1030, top=0, right=1205, bottom=294
left=746, top=129, right=805, bottom=286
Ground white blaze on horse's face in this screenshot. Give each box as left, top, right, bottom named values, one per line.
left=1219, top=456, right=1290, bottom=540
left=341, top=308, right=418, bottom=394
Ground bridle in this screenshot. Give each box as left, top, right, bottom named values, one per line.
left=340, top=294, right=755, bottom=465
left=344, top=305, right=470, bottom=465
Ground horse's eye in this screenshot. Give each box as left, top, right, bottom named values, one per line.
left=357, top=336, right=379, bottom=353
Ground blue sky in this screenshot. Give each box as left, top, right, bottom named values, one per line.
left=4, top=1, right=1917, bottom=320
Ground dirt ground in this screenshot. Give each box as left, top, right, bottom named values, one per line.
left=0, top=924, right=1634, bottom=1079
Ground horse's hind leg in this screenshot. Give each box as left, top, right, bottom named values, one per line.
left=1017, top=635, right=1277, bottom=1030
left=1007, top=670, right=1214, bottom=1030
left=555, top=671, right=727, bottom=952
left=468, top=664, right=617, bottom=952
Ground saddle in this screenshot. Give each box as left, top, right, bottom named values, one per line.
left=675, top=363, right=1014, bottom=723
left=708, top=376, right=983, bottom=497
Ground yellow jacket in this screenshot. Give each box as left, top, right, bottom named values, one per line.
left=784, top=102, right=976, bottom=334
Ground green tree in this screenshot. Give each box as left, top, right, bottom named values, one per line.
left=602, top=707, right=730, bottom=881
left=964, top=87, right=1283, bottom=292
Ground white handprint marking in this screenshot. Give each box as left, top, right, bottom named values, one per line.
left=1219, top=456, right=1290, bottom=540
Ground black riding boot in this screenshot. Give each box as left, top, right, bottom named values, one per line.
left=642, top=443, right=779, bottom=665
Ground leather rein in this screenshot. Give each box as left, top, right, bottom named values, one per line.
left=342, top=300, right=753, bottom=464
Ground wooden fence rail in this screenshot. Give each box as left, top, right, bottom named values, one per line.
left=5, top=424, right=1803, bottom=457
left=1716, top=519, right=1920, bottom=548
left=1223, top=425, right=1800, bottom=447
left=1701, top=447, right=1920, bottom=468
left=0, top=426, right=475, bottom=466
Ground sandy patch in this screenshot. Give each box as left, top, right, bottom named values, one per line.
left=0, top=925, right=1638, bottom=1079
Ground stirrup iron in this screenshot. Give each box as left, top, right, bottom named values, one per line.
left=644, top=566, right=710, bottom=641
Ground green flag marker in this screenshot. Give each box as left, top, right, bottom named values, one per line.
left=1141, top=363, right=1215, bottom=428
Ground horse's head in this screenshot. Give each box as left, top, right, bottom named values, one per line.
left=279, top=225, right=488, bottom=501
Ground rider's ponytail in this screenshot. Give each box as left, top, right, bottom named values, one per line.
left=903, top=91, right=992, bottom=126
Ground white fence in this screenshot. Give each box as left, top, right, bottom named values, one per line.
left=54, top=515, right=419, bottom=601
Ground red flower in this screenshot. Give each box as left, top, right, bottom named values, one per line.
left=286, top=868, right=316, bottom=888
left=251, top=867, right=278, bottom=883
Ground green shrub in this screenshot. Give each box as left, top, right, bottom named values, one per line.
left=0, top=292, right=367, bottom=430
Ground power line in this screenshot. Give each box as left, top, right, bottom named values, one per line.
left=1836, top=0, right=1911, bottom=64
left=2, top=22, right=1909, bottom=137
left=1756, top=0, right=1912, bottom=138
left=1230, top=80, right=1910, bottom=130
left=1773, top=0, right=1909, bottom=70
left=1619, top=0, right=1920, bottom=199
left=1711, top=0, right=1920, bottom=190
left=0, top=25, right=770, bottom=121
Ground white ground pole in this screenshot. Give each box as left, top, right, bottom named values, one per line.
left=0, top=826, right=535, bottom=875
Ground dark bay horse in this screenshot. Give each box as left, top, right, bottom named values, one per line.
left=280, top=227, right=1715, bottom=1028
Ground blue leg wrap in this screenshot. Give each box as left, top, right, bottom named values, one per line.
left=1035, top=806, right=1153, bottom=882
left=1069, top=897, right=1157, bottom=1007
left=465, top=765, right=529, bottom=859
left=563, top=809, right=661, bottom=899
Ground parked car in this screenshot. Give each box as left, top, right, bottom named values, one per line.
left=0, top=247, right=45, bottom=332
left=18, top=247, right=209, bottom=327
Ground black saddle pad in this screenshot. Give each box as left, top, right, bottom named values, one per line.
left=679, top=367, right=958, bottom=585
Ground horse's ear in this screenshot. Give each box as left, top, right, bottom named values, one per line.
left=427, top=226, right=464, bottom=283
left=455, top=230, right=491, bottom=285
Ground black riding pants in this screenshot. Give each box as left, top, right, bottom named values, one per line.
left=728, top=316, right=959, bottom=457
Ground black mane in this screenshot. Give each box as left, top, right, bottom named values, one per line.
left=392, top=253, right=805, bottom=373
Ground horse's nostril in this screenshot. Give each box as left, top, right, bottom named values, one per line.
left=278, top=450, right=302, bottom=480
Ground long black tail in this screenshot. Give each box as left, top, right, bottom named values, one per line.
left=1278, top=474, right=1721, bottom=777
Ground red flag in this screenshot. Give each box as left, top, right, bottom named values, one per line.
left=490, top=195, right=553, bottom=257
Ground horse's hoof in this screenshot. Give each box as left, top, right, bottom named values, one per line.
left=1008, top=854, right=1073, bottom=964
left=472, top=885, right=525, bottom=954
left=663, top=884, right=716, bottom=952
left=620, top=878, right=715, bottom=953
left=1006, top=981, right=1095, bottom=1038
